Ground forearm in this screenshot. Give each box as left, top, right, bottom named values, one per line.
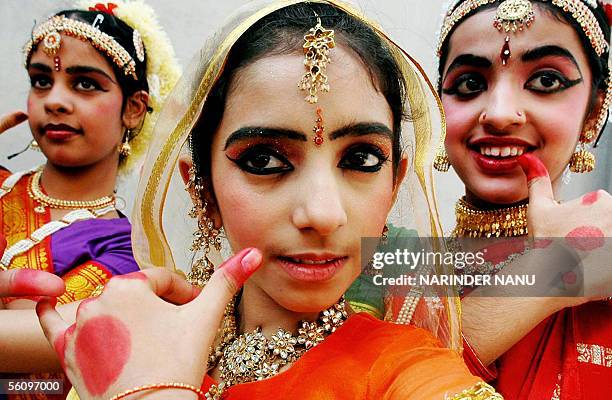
left=0, top=301, right=79, bottom=372
left=461, top=295, right=567, bottom=366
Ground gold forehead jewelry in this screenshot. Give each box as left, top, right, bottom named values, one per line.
left=437, top=0, right=608, bottom=57
left=493, top=0, right=535, bottom=32
left=299, top=16, right=335, bottom=104
left=24, top=15, right=137, bottom=79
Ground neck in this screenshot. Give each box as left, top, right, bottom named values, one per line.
left=238, top=283, right=322, bottom=337
left=40, top=161, right=118, bottom=201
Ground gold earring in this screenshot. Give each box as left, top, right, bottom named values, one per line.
left=569, top=143, right=595, bottom=173
left=29, top=140, right=41, bottom=152
left=381, top=224, right=389, bottom=245
left=119, top=129, right=132, bottom=157
left=186, top=166, right=221, bottom=287
left=433, top=148, right=451, bottom=172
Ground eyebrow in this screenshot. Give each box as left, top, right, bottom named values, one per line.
left=520, top=45, right=581, bottom=70
left=28, top=63, right=116, bottom=83
left=445, top=54, right=492, bottom=75
left=224, top=122, right=393, bottom=149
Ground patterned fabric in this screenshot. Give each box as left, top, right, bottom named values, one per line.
left=0, top=171, right=139, bottom=400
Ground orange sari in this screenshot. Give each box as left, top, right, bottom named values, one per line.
left=203, top=313, right=483, bottom=399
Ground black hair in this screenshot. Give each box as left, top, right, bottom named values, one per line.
left=190, top=2, right=408, bottom=183
left=437, top=0, right=610, bottom=120
left=27, top=9, right=149, bottom=105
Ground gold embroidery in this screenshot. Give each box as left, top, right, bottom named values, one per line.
left=577, top=342, right=612, bottom=368
left=1, top=172, right=51, bottom=272
left=58, top=263, right=110, bottom=305
left=550, top=373, right=561, bottom=400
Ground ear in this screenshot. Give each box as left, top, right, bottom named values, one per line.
left=391, top=156, right=408, bottom=205
left=122, top=90, right=149, bottom=129
left=583, top=90, right=605, bottom=138
left=178, top=154, right=223, bottom=229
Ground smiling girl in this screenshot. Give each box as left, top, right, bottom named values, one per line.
left=436, top=0, right=612, bottom=398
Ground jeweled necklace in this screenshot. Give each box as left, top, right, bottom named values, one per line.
left=205, top=297, right=348, bottom=399
left=453, top=197, right=528, bottom=238
left=27, top=169, right=116, bottom=214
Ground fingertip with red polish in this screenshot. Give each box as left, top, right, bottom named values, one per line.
left=221, top=248, right=263, bottom=287
left=517, top=154, right=549, bottom=183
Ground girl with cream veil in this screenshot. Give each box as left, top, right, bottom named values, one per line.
left=37, top=1, right=502, bottom=399
left=436, top=0, right=612, bottom=397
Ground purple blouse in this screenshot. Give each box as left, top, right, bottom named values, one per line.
left=50, top=216, right=139, bottom=277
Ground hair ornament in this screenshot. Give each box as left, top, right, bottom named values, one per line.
left=437, top=0, right=608, bottom=57
left=24, top=15, right=137, bottom=78
left=493, top=0, right=535, bottom=32
left=299, top=15, right=335, bottom=104
left=88, top=2, right=118, bottom=15
left=75, top=0, right=182, bottom=173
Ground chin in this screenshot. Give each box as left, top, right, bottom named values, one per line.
left=274, top=285, right=348, bottom=314
left=468, top=182, right=529, bottom=206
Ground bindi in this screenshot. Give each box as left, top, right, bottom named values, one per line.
left=500, top=36, right=511, bottom=66
left=313, top=107, right=325, bottom=146
left=53, top=56, right=61, bottom=71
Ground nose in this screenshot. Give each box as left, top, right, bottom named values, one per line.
left=44, top=84, right=73, bottom=115
left=292, top=170, right=348, bottom=236
left=479, top=80, right=526, bottom=132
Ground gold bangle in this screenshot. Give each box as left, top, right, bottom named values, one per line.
left=108, top=382, right=205, bottom=400
left=447, top=381, right=504, bottom=400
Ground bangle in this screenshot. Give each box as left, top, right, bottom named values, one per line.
left=108, top=382, right=205, bottom=400
left=447, top=381, right=503, bottom=400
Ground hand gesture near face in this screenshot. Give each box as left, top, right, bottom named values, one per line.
left=518, top=154, right=612, bottom=303
left=0, top=234, right=65, bottom=298
left=0, top=111, right=28, bottom=135
left=36, top=248, right=262, bottom=400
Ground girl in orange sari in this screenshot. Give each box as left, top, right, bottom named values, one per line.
left=36, top=1, right=502, bottom=399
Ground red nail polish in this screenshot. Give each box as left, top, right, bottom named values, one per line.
left=517, top=154, right=548, bottom=181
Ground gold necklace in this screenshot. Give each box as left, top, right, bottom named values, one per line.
left=453, top=197, right=528, bottom=238
left=27, top=170, right=115, bottom=214
left=205, top=297, right=348, bottom=399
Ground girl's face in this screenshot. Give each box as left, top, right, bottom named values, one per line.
left=440, top=7, right=596, bottom=205
left=209, top=46, right=401, bottom=313
left=27, top=35, right=125, bottom=168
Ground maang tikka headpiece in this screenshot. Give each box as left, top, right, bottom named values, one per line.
left=299, top=14, right=335, bottom=145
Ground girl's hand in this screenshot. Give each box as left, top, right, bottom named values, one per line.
left=0, top=111, right=28, bottom=134
left=518, top=154, right=611, bottom=303
left=0, top=234, right=65, bottom=298
left=36, top=248, right=262, bottom=400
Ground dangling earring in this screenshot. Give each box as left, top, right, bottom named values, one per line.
left=433, top=147, right=451, bottom=172
left=381, top=224, right=389, bottom=244
left=186, top=166, right=221, bottom=287
left=119, top=129, right=132, bottom=157
left=29, top=140, right=41, bottom=152
left=569, top=130, right=595, bottom=173
left=569, top=144, right=595, bottom=173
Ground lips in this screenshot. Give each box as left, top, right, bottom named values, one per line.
left=468, top=137, right=536, bottom=174
left=42, top=123, right=81, bottom=141
left=277, top=253, right=347, bottom=282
